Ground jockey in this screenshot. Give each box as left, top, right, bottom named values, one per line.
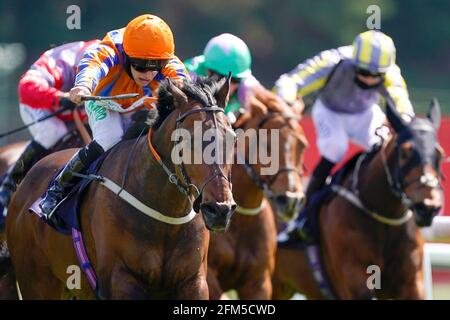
left=38, top=14, right=189, bottom=218
left=184, top=33, right=262, bottom=124
left=273, top=30, right=415, bottom=242
left=0, top=39, right=99, bottom=211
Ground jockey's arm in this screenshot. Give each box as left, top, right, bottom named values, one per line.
left=382, top=64, right=415, bottom=122
left=160, top=57, right=191, bottom=83
left=73, top=33, right=121, bottom=101
left=273, top=46, right=348, bottom=105
left=18, top=78, right=79, bottom=115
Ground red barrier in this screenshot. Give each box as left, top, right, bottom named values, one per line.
left=300, top=117, right=450, bottom=216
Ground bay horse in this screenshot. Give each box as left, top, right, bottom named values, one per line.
left=0, top=129, right=86, bottom=300
left=7, top=77, right=236, bottom=299
left=272, top=99, right=443, bottom=299
left=207, top=87, right=308, bottom=299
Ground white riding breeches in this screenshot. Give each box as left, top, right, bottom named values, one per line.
left=19, top=104, right=69, bottom=149
left=84, top=100, right=133, bottom=151
left=311, top=98, right=386, bottom=163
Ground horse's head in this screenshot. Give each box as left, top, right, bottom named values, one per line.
left=234, top=89, right=308, bottom=221
left=385, top=98, right=443, bottom=227
left=154, top=77, right=237, bottom=232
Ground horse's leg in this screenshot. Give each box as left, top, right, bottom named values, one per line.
left=379, top=246, right=425, bottom=300
left=207, top=268, right=224, bottom=300
left=16, top=263, right=65, bottom=299
left=237, top=270, right=272, bottom=300
left=175, top=262, right=209, bottom=300
left=107, top=266, right=149, bottom=300
left=176, top=275, right=209, bottom=300
left=0, top=262, right=18, bottom=299
left=393, top=276, right=425, bottom=300
left=326, top=255, right=375, bottom=300
left=394, top=255, right=425, bottom=299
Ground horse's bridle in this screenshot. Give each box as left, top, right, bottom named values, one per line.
left=148, top=103, right=233, bottom=213
left=343, top=125, right=443, bottom=226
left=237, top=112, right=304, bottom=199
left=380, top=126, right=442, bottom=209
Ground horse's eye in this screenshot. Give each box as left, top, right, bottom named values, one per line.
left=399, top=148, right=410, bottom=161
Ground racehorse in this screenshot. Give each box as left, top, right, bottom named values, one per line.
left=272, top=99, right=443, bottom=299
left=7, top=77, right=236, bottom=299
left=0, top=127, right=86, bottom=300
left=207, top=87, right=308, bottom=299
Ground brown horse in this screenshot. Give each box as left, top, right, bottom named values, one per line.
left=0, top=128, right=86, bottom=300
left=7, top=77, right=236, bottom=299
left=272, top=99, right=443, bottom=299
left=207, top=87, right=308, bottom=299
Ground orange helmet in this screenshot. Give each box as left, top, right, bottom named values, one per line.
left=123, top=14, right=174, bottom=60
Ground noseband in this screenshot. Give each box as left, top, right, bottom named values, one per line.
left=380, top=123, right=441, bottom=208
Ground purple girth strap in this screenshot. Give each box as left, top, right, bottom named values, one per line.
left=71, top=228, right=98, bottom=292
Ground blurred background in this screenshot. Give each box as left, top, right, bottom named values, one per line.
left=1, top=0, right=449, bottom=144
left=1, top=0, right=450, bottom=299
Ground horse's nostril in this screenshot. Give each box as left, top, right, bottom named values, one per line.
left=201, top=202, right=236, bottom=216
left=275, top=195, right=288, bottom=207
left=201, top=202, right=235, bottom=232
left=201, top=203, right=216, bottom=216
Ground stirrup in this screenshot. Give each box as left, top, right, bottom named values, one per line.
left=41, top=194, right=68, bottom=220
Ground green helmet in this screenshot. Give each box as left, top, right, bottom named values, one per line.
left=203, top=33, right=252, bottom=79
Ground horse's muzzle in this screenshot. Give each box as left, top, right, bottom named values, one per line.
left=270, top=193, right=305, bottom=222
left=413, top=203, right=441, bottom=227
left=201, top=202, right=236, bottom=232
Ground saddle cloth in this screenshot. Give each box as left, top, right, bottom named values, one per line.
left=29, top=151, right=110, bottom=234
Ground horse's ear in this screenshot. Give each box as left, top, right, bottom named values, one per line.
left=427, top=97, right=441, bottom=130
left=167, top=79, right=187, bottom=109
left=386, top=98, right=407, bottom=133
left=215, top=72, right=231, bottom=109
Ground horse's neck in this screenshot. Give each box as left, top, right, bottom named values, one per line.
left=357, top=143, right=406, bottom=219
left=232, top=116, right=267, bottom=208
left=232, top=162, right=265, bottom=208
left=131, top=131, right=192, bottom=217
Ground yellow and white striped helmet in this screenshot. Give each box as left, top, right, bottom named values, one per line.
left=352, top=30, right=396, bottom=74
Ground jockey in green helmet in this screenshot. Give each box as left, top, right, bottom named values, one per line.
left=184, top=33, right=262, bottom=124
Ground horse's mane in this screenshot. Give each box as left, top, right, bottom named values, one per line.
left=150, top=77, right=225, bottom=129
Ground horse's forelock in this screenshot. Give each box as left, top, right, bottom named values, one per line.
left=182, top=77, right=224, bottom=107
left=153, top=78, right=223, bottom=129
left=153, top=81, right=177, bottom=129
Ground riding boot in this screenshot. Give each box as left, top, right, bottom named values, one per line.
left=290, top=157, right=335, bottom=243
left=39, top=141, right=104, bottom=220
left=0, top=140, right=48, bottom=211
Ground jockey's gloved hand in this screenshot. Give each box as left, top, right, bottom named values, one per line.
left=58, top=96, right=79, bottom=110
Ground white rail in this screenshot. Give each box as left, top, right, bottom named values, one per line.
left=422, top=216, right=450, bottom=300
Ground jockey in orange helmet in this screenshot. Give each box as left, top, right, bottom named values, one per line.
left=0, top=40, right=99, bottom=217
left=39, top=14, right=189, bottom=219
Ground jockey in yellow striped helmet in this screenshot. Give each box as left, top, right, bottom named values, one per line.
left=352, top=30, right=396, bottom=74
left=274, top=30, right=415, bottom=243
